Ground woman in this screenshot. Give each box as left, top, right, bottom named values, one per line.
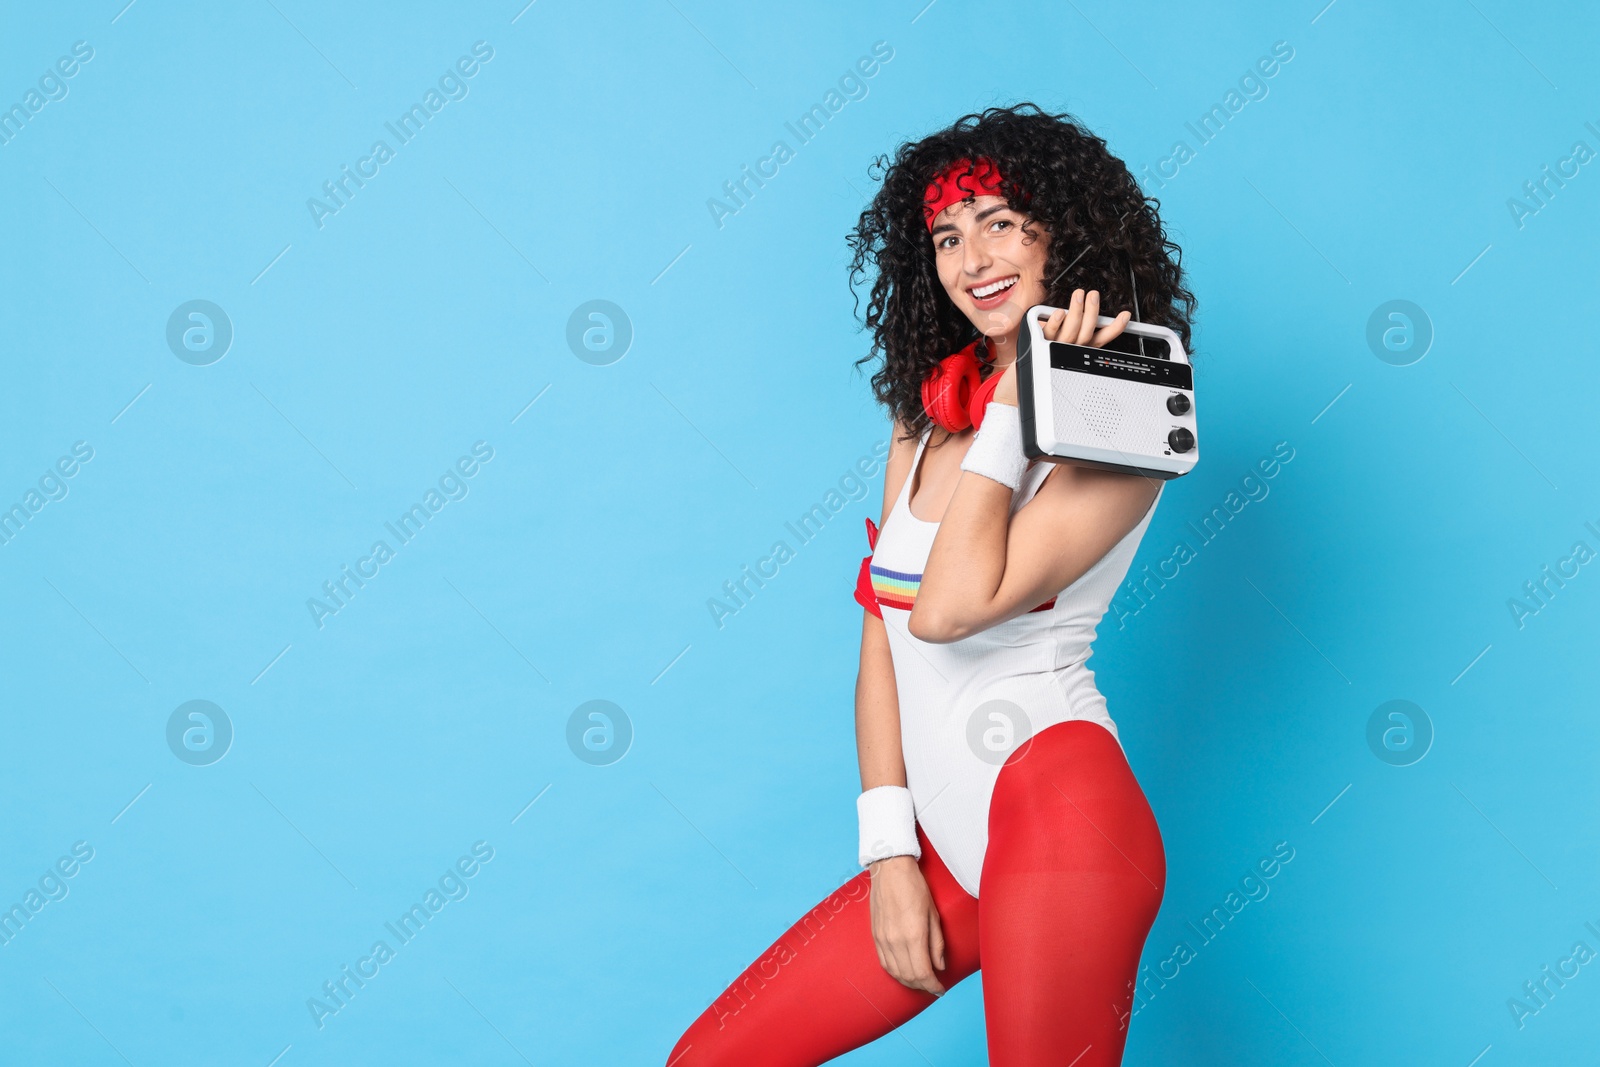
left=668, top=103, right=1197, bottom=1066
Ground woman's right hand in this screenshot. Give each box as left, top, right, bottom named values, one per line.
left=867, top=855, right=947, bottom=995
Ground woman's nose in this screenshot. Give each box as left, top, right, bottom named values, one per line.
left=962, top=242, right=992, bottom=275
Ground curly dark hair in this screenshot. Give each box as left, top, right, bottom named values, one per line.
left=847, top=103, right=1198, bottom=442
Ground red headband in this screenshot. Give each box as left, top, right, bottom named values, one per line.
left=922, top=156, right=1010, bottom=231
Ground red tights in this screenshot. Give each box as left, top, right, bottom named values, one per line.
left=666, top=720, right=1166, bottom=1066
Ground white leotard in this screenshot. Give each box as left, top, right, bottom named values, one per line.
left=867, top=428, right=1162, bottom=897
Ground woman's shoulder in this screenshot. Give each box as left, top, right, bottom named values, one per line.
left=879, top=418, right=919, bottom=525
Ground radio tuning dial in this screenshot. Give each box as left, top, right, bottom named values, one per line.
left=1168, top=427, right=1195, bottom=454
left=1166, top=392, right=1191, bottom=415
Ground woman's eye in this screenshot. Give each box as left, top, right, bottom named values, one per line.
left=990, top=219, right=1011, bottom=234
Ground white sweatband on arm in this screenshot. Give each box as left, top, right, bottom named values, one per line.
left=857, top=785, right=920, bottom=866
left=959, top=401, right=1029, bottom=490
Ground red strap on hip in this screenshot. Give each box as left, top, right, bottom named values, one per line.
left=854, top=518, right=883, bottom=618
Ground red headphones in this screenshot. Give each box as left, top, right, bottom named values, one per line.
left=920, top=339, right=1002, bottom=433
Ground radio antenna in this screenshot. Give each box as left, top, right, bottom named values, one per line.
left=1130, top=263, right=1147, bottom=358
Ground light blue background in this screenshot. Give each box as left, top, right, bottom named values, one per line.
left=2, top=1, right=1597, bottom=1064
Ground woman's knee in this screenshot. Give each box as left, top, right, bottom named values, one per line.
left=664, top=1016, right=749, bottom=1067
left=663, top=1037, right=713, bottom=1067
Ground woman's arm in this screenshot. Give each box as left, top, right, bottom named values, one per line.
left=908, top=459, right=1158, bottom=644
left=856, top=421, right=948, bottom=996
left=909, top=292, right=1157, bottom=644
left=855, top=611, right=905, bottom=791
left=855, top=423, right=914, bottom=794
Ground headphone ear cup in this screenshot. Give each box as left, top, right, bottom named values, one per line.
left=968, top=370, right=1002, bottom=431
left=921, top=343, right=981, bottom=432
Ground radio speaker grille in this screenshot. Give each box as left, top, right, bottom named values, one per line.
left=1050, top=375, right=1172, bottom=455
left=1075, top=385, right=1122, bottom=439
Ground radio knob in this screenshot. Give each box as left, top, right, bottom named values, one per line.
left=1168, top=427, right=1195, bottom=453
left=1166, top=393, right=1191, bottom=415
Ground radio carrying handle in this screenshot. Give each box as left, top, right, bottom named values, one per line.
left=1029, top=301, right=1190, bottom=366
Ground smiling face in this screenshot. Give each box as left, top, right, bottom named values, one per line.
left=929, top=194, right=1050, bottom=349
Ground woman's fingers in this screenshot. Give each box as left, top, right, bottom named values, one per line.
left=1076, top=290, right=1102, bottom=345
left=1045, top=288, right=1084, bottom=343
left=1050, top=288, right=1140, bottom=345
left=874, top=926, right=901, bottom=980
left=1047, top=290, right=1133, bottom=348
left=1092, top=309, right=1133, bottom=347
left=898, top=933, right=944, bottom=995
left=889, top=941, right=920, bottom=990
left=867, top=862, right=947, bottom=995
left=882, top=938, right=908, bottom=985
left=1042, top=307, right=1067, bottom=343
left=1064, top=287, right=1085, bottom=340
left=884, top=924, right=938, bottom=993
left=877, top=918, right=943, bottom=994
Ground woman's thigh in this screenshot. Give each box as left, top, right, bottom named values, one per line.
left=978, top=719, right=1166, bottom=1067
left=666, top=825, right=982, bottom=1067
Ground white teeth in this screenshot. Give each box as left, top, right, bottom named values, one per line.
left=973, top=276, right=1018, bottom=298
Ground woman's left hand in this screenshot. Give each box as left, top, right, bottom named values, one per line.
left=991, top=288, right=1131, bottom=406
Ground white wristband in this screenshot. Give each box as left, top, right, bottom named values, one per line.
left=857, top=785, right=920, bottom=867
left=959, top=401, right=1029, bottom=490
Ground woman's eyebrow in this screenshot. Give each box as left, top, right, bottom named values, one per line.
left=973, top=204, right=1010, bottom=222
left=931, top=203, right=1011, bottom=238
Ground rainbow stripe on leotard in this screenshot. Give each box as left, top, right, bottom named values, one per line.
left=869, top=565, right=921, bottom=611
left=870, top=563, right=1058, bottom=615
